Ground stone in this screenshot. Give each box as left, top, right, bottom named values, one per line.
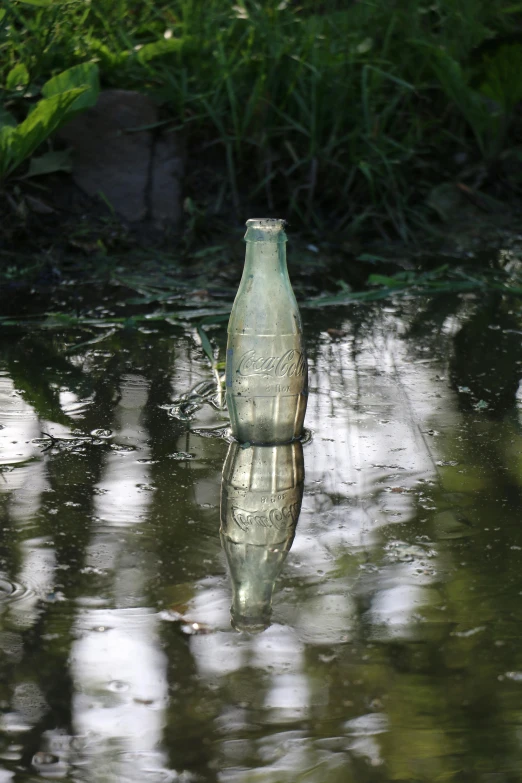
left=150, top=133, right=184, bottom=231
left=57, top=89, right=183, bottom=227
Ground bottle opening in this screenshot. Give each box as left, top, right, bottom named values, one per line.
left=244, top=218, right=287, bottom=243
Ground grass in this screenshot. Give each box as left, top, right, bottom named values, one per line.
left=1, top=255, right=522, bottom=325
left=1, top=0, right=522, bottom=239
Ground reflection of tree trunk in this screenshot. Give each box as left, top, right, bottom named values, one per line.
left=143, top=337, right=223, bottom=779
left=4, top=335, right=93, bottom=426
left=0, top=416, right=115, bottom=771
left=0, top=491, right=23, bottom=583
left=449, top=295, right=522, bottom=417
left=161, top=625, right=221, bottom=781
left=0, top=333, right=129, bottom=774
left=382, top=410, right=522, bottom=777
left=16, top=605, right=77, bottom=770
left=5, top=297, right=522, bottom=780
left=68, top=348, right=169, bottom=780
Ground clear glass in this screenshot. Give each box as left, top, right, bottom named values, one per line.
left=220, top=440, right=304, bottom=632
left=226, top=218, right=308, bottom=444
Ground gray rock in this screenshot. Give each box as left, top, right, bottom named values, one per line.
left=58, top=89, right=182, bottom=227
left=150, top=132, right=184, bottom=231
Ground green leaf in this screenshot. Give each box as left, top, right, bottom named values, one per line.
left=87, top=39, right=125, bottom=70
left=428, top=47, right=493, bottom=157
left=136, top=38, right=183, bottom=64
left=367, top=273, right=405, bottom=287
left=16, top=0, right=54, bottom=6
left=479, top=44, right=522, bottom=113
left=500, top=2, right=522, bottom=11
left=6, top=63, right=30, bottom=91
left=426, top=182, right=462, bottom=222
left=0, top=106, right=16, bottom=128
left=23, top=148, right=72, bottom=178
left=42, top=63, right=99, bottom=114
left=356, top=253, right=389, bottom=264
left=199, top=313, right=230, bottom=326
left=0, top=125, right=17, bottom=176
left=197, top=323, right=216, bottom=367
left=0, top=87, right=88, bottom=179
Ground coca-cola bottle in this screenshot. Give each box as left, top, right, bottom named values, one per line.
left=220, top=440, right=304, bottom=632
left=226, top=218, right=308, bottom=444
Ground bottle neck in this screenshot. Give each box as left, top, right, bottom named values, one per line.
left=244, top=240, right=288, bottom=277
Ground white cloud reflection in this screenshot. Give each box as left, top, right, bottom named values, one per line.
left=71, top=373, right=169, bottom=781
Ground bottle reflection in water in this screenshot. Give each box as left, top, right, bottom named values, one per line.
left=226, top=218, right=308, bottom=445
left=220, top=440, right=304, bottom=632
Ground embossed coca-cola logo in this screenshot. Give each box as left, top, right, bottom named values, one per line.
left=236, top=349, right=305, bottom=378
left=232, top=503, right=300, bottom=532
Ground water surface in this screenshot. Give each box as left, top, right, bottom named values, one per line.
left=1, top=292, right=522, bottom=782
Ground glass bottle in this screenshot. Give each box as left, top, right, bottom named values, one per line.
left=220, top=440, right=304, bottom=632
left=226, top=218, right=308, bottom=445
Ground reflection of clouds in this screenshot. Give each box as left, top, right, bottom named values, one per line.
left=0, top=302, right=497, bottom=780
left=307, top=327, right=439, bottom=510
left=59, top=389, right=93, bottom=419
left=8, top=539, right=57, bottom=629
left=189, top=308, right=456, bottom=779
left=263, top=673, right=309, bottom=722
left=0, top=370, right=56, bottom=627
left=296, top=313, right=453, bottom=646
left=218, top=731, right=348, bottom=783
left=290, top=590, right=356, bottom=645
left=72, top=373, right=169, bottom=781
left=252, top=625, right=304, bottom=673
left=0, top=369, right=65, bottom=751
left=257, top=629, right=309, bottom=720
left=7, top=459, right=49, bottom=523
left=191, top=631, right=246, bottom=678
left=185, top=578, right=230, bottom=630
left=344, top=712, right=387, bottom=766
left=71, top=609, right=167, bottom=781
left=0, top=371, right=41, bottom=472
left=366, top=580, right=443, bottom=641
left=94, top=375, right=152, bottom=527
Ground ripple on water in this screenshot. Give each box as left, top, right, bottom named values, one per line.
left=0, top=573, right=75, bottom=632
left=59, top=391, right=94, bottom=419
left=32, top=751, right=68, bottom=778
left=116, top=754, right=192, bottom=782
left=91, top=428, right=113, bottom=439
left=75, top=606, right=158, bottom=635
left=107, top=680, right=130, bottom=693
left=0, top=577, right=33, bottom=605
left=384, top=540, right=437, bottom=563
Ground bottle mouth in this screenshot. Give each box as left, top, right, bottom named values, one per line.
left=245, top=218, right=287, bottom=243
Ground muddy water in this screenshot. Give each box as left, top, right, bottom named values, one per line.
left=1, top=294, right=522, bottom=782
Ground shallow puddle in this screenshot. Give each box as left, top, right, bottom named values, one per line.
left=1, top=293, right=522, bottom=781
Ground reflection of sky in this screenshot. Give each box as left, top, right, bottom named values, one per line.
left=2, top=302, right=511, bottom=780
left=70, top=373, right=169, bottom=781
left=0, top=371, right=41, bottom=470
left=94, top=374, right=153, bottom=527
left=0, top=369, right=55, bottom=631
left=186, top=307, right=457, bottom=777
left=192, top=312, right=449, bottom=649
left=70, top=608, right=167, bottom=781
left=0, top=363, right=171, bottom=780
